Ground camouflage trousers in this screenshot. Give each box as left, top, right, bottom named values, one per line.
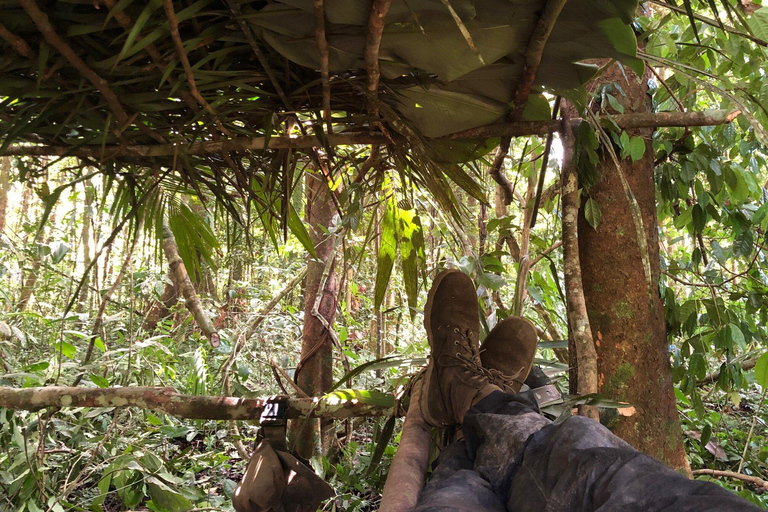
left=415, top=391, right=760, bottom=512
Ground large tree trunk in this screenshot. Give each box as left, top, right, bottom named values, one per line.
left=289, top=171, right=338, bottom=460
left=576, top=62, right=689, bottom=471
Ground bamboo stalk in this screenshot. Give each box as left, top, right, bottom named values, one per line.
left=0, top=386, right=393, bottom=419
left=3, top=110, right=740, bottom=157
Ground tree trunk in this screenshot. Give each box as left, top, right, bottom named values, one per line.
left=561, top=120, right=599, bottom=421
left=289, top=171, right=338, bottom=460
left=0, top=157, right=10, bottom=233
left=144, top=276, right=180, bottom=331
left=77, top=181, right=94, bottom=313
left=16, top=196, right=51, bottom=312
left=74, top=218, right=143, bottom=386
left=162, top=220, right=219, bottom=347
left=576, top=62, right=689, bottom=471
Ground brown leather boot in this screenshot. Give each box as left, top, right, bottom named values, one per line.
left=420, top=269, right=500, bottom=428
left=479, top=316, right=538, bottom=393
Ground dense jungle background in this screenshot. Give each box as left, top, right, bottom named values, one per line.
left=2, top=0, right=768, bottom=511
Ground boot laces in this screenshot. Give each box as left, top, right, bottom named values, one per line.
left=484, top=364, right=525, bottom=391
left=437, top=326, right=496, bottom=385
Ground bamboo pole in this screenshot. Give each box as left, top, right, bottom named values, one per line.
left=3, top=110, right=740, bottom=158
left=0, top=386, right=393, bottom=420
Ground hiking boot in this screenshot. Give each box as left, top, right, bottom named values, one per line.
left=479, top=316, right=538, bottom=393
left=420, top=269, right=500, bottom=428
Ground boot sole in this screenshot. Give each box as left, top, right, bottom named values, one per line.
left=419, top=269, right=461, bottom=427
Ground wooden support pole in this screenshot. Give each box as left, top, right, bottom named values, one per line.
left=0, top=386, right=394, bottom=420
left=3, top=110, right=740, bottom=158
left=379, top=381, right=431, bottom=512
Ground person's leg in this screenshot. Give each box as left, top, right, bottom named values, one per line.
left=414, top=441, right=506, bottom=512
left=462, top=391, right=763, bottom=512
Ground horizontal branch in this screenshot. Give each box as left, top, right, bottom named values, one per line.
left=0, top=386, right=393, bottom=420
left=692, top=469, right=768, bottom=492
left=3, top=110, right=740, bottom=158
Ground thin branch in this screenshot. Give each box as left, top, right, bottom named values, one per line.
left=438, top=0, right=484, bottom=65
left=226, top=0, right=292, bottom=110
left=692, top=469, right=768, bottom=492
left=560, top=113, right=599, bottom=421
left=365, top=0, right=393, bottom=117
left=648, top=65, right=686, bottom=112
left=510, top=0, right=569, bottom=120
left=162, top=0, right=230, bottom=136
left=271, top=359, right=309, bottom=398
left=530, top=240, right=562, bottom=267
left=99, top=0, right=201, bottom=117
left=530, top=97, right=561, bottom=228
left=489, top=137, right=514, bottom=204
left=586, top=109, right=655, bottom=300
left=648, top=0, right=768, bottom=47
left=0, top=22, right=36, bottom=58
left=18, top=0, right=164, bottom=143
left=0, top=386, right=393, bottom=419
left=313, top=0, right=332, bottom=132
left=74, top=216, right=143, bottom=386
left=4, top=110, right=741, bottom=157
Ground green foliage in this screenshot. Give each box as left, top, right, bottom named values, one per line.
left=756, top=352, right=768, bottom=388
left=374, top=195, right=426, bottom=315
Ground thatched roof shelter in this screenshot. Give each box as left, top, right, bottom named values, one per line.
left=1, top=0, right=725, bottom=220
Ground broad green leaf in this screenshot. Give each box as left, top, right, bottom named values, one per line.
left=368, top=415, right=396, bottom=475
left=755, top=352, right=768, bottom=388
left=398, top=207, right=421, bottom=318
left=689, top=353, right=707, bottom=381
left=584, top=198, right=602, bottom=229
left=749, top=7, right=768, bottom=42
left=733, top=230, right=753, bottom=258
left=692, top=205, right=706, bottom=233
left=374, top=199, right=397, bottom=310
left=55, top=341, right=77, bottom=360
left=49, top=241, right=70, bottom=264
left=147, top=478, right=193, bottom=512
left=329, top=355, right=426, bottom=392
left=477, top=271, right=506, bottom=291
left=287, top=204, right=317, bottom=259
left=522, top=94, right=552, bottom=121
left=627, top=136, right=645, bottom=162
left=607, top=94, right=625, bottom=114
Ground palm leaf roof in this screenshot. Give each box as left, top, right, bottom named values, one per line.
left=0, top=0, right=639, bottom=151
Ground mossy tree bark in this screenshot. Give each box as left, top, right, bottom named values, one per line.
left=576, top=62, right=689, bottom=472
left=289, top=170, right=338, bottom=459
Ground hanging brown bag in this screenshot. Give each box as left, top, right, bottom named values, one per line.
left=233, top=396, right=334, bottom=512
